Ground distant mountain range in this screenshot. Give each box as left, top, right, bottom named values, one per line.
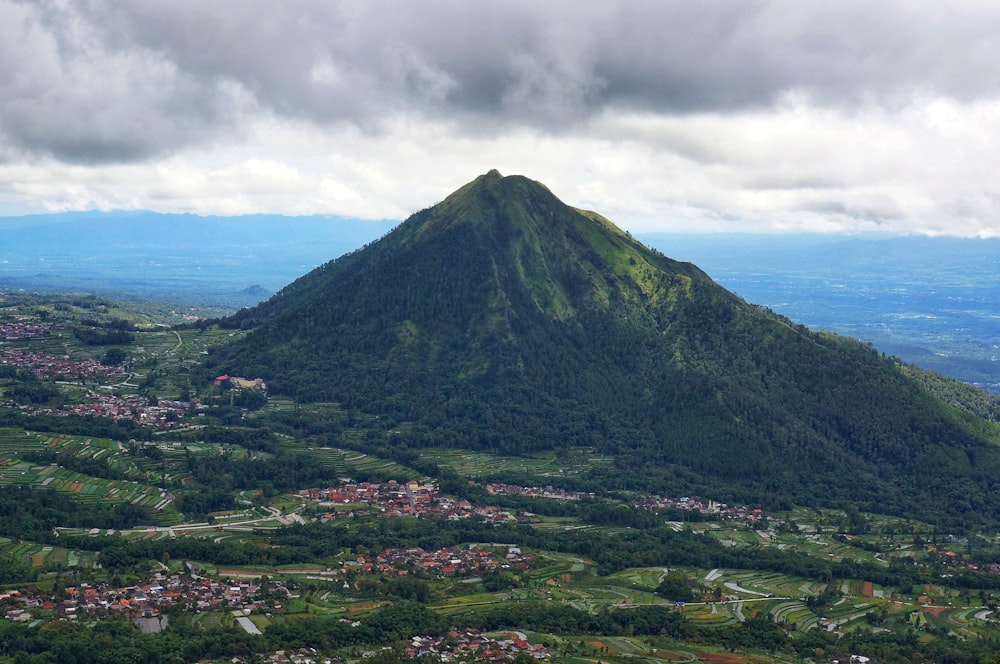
left=208, top=170, right=1000, bottom=525
left=0, top=211, right=396, bottom=307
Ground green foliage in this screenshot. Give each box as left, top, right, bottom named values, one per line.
left=0, top=547, right=30, bottom=583
left=5, top=380, right=65, bottom=406
left=655, top=572, right=697, bottom=603
left=355, top=575, right=433, bottom=602
left=207, top=171, right=1000, bottom=525
left=23, top=448, right=126, bottom=481
left=0, top=411, right=152, bottom=441
left=101, top=347, right=128, bottom=366
left=0, top=485, right=150, bottom=537
left=0, top=615, right=261, bottom=663
left=232, top=388, right=267, bottom=410
left=73, top=326, right=135, bottom=346
left=481, top=569, right=520, bottom=592
left=263, top=600, right=444, bottom=651
left=171, top=488, right=236, bottom=518
left=901, top=362, right=1000, bottom=426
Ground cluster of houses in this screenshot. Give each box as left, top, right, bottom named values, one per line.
left=247, top=649, right=340, bottom=664
left=0, top=573, right=289, bottom=624
left=304, top=480, right=520, bottom=523
left=303, top=479, right=433, bottom=505
left=0, top=347, right=127, bottom=381
left=305, top=480, right=777, bottom=528
left=0, top=316, right=58, bottom=340
left=213, top=374, right=268, bottom=391
left=633, top=494, right=723, bottom=514
left=479, top=482, right=594, bottom=501
left=406, top=628, right=548, bottom=661
left=633, top=494, right=768, bottom=521
left=346, top=544, right=532, bottom=578
left=17, top=391, right=192, bottom=429
left=475, top=481, right=773, bottom=523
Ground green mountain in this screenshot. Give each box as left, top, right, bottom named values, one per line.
left=212, top=170, right=1000, bottom=523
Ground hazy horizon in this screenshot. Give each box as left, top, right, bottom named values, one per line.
left=2, top=211, right=996, bottom=393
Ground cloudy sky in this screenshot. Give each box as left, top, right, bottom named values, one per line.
left=2, top=1, right=1000, bottom=236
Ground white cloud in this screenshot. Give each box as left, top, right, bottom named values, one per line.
left=2, top=1, right=1000, bottom=237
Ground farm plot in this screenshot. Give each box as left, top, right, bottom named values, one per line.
left=606, top=567, right=675, bottom=589
left=680, top=602, right=739, bottom=627
left=419, top=447, right=613, bottom=480
left=434, top=592, right=515, bottom=615
left=0, top=428, right=53, bottom=454
left=769, top=601, right=818, bottom=631
left=0, top=460, right=40, bottom=482
left=0, top=458, right=182, bottom=525
left=716, top=571, right=776, bottom=598
left=699, top=569, right=835, bottom=615
left=0, top=430, right=153, bottom=482
left=295, top=446, right=417, bottom=480
left=16, top=333, right=99, bottom=360
left=947, top=607, right=1000, bottom=641
left=525, top=551, right=593, bottom=583
left=0, top=539, right=99, bottom=571
left=817, top=598, right=880, bottom=632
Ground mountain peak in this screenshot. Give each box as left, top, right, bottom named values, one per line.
left=459, top=169, right=506, bottom=196
left=410, top=170, right=563, bottom=243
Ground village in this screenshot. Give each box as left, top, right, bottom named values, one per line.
left=303, top=481, right=520, bottom=523
left=0, top=572, right=288, bottom=626
left=0, top=564, right=546, bottom=664
left=632, top=494, right=769, bottom=521
left=346, top=544, right=532, bottom=579
left=406, top=628, right=549, bottom=661
left=302, top=479, right=780, bottom=532
left=14, top=390, right=193, bottom=430
left=0, top=316, right=59, bottom=340
left=479, top=482, right=594, bottom=501
left=0, top=346, right=127, bottom=382
left=469, top=480, right=773, bottom=524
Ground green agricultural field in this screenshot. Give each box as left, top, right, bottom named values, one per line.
left=0, top=455, right=182, bottom=525
left=681, top=602, right=738, bottom=626
left=0, top=539, right=97, bottom=571
left=0, top=429, right=188, bottom=486
left=287, top=445, right=417, bottom=481
left=419, top=447, right=614, bottom=480
left=434, top=592, right=512, bottom=615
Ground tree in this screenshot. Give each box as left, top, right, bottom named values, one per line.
left=102, top=347, right=128, bottom=366
left=655, top=573, right=697, bottom=603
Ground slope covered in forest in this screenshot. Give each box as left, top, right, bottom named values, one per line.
left=211, top=171, right=1000, bottom=523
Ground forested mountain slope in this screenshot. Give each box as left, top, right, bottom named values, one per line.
left=212, top=170, right=1000, bottom=523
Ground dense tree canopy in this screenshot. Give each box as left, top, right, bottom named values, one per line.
left=209, top=171, right=1000, bottom=524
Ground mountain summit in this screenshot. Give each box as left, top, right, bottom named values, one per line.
left=214, top=171, right=1000, bottom=521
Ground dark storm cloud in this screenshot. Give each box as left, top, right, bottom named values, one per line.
left=3, top=0, right=1000, bottom=163
left=0, top=0, right=249, bottom=164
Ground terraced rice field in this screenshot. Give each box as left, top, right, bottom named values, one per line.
left=0, top=428, right=183, bottom=525
left=297, top=446, right=417, bottom=480
left=770, top=601, right=817, bottom=630
left=419, top=448, right=614, bottom=479
left=0, top=430, right=122, bottom=464
left=0, top=538, right=99, bottom=571
left=689, top=606, right=740, bottom=626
